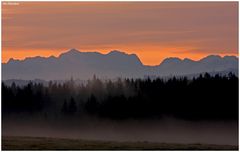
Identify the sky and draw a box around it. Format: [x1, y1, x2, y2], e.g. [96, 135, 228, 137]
[2, 2, 238, 65]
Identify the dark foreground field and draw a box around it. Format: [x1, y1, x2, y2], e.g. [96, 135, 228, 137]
[2, 136, 238, 150]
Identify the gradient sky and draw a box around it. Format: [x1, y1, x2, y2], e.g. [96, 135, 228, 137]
[2, 2, 238, 65]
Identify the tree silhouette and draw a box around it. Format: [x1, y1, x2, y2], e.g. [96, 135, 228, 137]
[68, 97, 77, 115]
[2, 72, 238, 121]
[61, 99, 68, 114]
[85, 94, 98, 114]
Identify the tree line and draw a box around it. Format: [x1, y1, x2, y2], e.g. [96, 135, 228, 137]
[2, 73, 238, 121]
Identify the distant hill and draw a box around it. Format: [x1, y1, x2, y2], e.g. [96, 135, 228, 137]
[2, 49, 238, 80]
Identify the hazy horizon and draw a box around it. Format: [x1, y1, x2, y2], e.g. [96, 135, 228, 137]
[2, 2, 239, 150]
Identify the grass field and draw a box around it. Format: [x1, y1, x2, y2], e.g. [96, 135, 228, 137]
[2, 136, 238, 150]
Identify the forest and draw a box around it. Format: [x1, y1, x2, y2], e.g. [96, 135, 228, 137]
[2, 73, 238, 121]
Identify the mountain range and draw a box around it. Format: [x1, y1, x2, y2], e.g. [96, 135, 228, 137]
[2, 49, 238, 80]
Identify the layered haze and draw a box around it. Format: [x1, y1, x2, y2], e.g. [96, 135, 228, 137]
[2, 2, 239, 149]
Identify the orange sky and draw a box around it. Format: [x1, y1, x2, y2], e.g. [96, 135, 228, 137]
[2, 2, 238, 65]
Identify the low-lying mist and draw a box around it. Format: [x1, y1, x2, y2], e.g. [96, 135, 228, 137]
[2, 73, 238, 146]
[3, 115, 238, 145]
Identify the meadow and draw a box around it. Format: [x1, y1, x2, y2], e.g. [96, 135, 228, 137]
[2, 136, 238, 150]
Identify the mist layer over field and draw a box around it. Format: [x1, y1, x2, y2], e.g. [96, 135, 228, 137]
[3, 116, 238, 145]
[2, 74, 238, 146]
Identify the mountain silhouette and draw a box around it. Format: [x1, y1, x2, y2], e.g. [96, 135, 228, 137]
[2, 49, 238, 80]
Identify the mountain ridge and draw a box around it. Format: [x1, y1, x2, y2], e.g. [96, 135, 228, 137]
[2, 49, 238, 80]
[4, 49, 238, 66]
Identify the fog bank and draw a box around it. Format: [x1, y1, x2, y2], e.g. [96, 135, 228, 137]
[3, 116, 238, 146]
